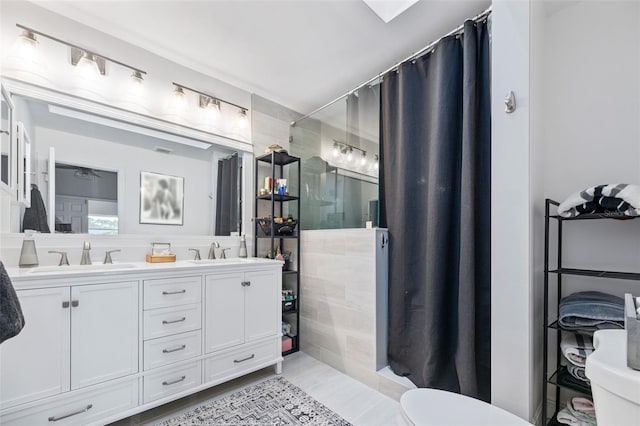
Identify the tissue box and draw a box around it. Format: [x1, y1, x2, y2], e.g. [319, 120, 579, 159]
[625, 293, 640, 370]
[282, 336, 293, 352]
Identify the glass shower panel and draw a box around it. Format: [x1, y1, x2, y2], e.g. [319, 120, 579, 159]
[289, 85, 379, 230]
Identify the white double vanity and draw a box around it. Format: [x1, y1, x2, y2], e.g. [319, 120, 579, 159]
[0, 259, 283, 425]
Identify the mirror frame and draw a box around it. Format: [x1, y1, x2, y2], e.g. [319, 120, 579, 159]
[3, 77, 256, 238]
[0, 84, 16, 195]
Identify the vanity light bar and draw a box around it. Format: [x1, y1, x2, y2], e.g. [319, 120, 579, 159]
[48, 105, 212, 150]
[15, 23, 147, 76]
[172, 82, 248, 114]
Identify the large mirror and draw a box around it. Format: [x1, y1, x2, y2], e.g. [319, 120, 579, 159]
[10, 94, 243, 236]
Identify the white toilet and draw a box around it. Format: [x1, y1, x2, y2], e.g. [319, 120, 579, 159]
[400, 388, 531, 426]
[585, 330, 640, 426]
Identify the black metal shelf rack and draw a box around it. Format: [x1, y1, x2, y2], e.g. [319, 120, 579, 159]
[254, 151, 301, 356]
[542, 198, 640, 425]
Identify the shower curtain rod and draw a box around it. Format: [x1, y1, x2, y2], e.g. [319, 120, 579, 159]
[290, 6, 492, 127]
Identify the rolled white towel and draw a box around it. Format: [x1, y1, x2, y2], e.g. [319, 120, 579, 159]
[560, 334, 593, 367]
[558, 183, 640, 217]
[556, 408, 591, 426]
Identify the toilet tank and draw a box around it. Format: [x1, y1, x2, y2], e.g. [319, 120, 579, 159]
[585, 330, 640, 426]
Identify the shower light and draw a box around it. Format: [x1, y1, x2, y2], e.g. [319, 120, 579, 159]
[346, 147, 354, 162]
[332, 142, 340, 158]
[360, 151, 367, 166]
[374, 154, 379, 171]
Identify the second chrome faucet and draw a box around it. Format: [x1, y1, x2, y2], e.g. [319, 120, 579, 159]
[80, 241, 92, 265]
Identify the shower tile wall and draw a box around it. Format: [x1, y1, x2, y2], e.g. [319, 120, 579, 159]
[300, 228, 408, 400]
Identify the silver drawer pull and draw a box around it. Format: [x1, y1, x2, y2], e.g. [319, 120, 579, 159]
[162, 375, 187, 386]
[162, 317, 187, 324]
[162, 344, 186, 353]
[162, 289, 186, 295]
[234, 354, 255, 363]
[48, 404, 93, 422]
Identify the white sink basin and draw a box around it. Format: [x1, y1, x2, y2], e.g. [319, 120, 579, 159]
[29, 263, 138, 274]
[189, 259, 250, 266]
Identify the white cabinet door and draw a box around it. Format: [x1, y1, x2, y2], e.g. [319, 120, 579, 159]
[70, 281, 138, 390]
[0, 287, 70, 409]
[204, 273, 244, 353]
[244, 270, 279, 342]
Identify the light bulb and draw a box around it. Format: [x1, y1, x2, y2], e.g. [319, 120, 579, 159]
[129, 71, 144, 96]
[172, 86, 187, 109]
[74, 51, 101, 81]
[15, 30, 38, 62]
[332, 143, 339, 158]
[374, 154, 379, 171]
[346, 147, 353, 162]
[237, 109, 248, 129]
[360, 151, 367, 166]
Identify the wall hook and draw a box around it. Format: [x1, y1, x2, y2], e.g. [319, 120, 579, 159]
[504, 91, 516, 113]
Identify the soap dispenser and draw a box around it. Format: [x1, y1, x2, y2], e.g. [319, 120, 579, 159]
[238, 235, 248, 258]
[18, 231, 39, 268]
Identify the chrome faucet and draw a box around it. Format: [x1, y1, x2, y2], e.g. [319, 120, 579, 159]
[103, 250, 120, 264]
[80, 241, 92, 265]
[220, 247, 230, 259]
[208, 242, 220, 260]
[49, 251, 69, 266]
[188, 248, 201, 260]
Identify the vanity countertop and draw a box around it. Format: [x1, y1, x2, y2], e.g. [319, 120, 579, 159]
[7, 258, 282, 284]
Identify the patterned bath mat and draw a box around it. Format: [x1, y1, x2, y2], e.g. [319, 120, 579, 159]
[156, 376, 352, 426]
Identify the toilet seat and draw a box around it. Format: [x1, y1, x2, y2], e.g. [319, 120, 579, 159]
[400, 389, 531, 426]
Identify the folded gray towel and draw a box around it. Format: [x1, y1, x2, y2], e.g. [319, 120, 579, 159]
[559, 291, 624, 331]
[0, 261, 25, 344]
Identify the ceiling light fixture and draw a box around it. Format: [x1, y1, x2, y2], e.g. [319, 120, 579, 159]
[199, 95, 221, 120]
[237, 109, 249, 129]
[172, 85, 187, 109]
[172, 82, 249, 126]
[15, 28, 38, 61]
[15, 23, 146, 82]
[129, 70, 144, 96]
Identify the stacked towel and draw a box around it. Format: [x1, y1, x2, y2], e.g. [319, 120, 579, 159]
[567, 364, 590, 384]
[557, 397, 597, 426]
[558, 184, 640, 218]
[0, 261, 25, 344]
[559, 291, 625, 332]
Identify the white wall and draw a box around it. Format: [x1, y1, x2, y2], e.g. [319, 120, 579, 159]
[34, 127, 213, 235]
[491, 0, 534, 421]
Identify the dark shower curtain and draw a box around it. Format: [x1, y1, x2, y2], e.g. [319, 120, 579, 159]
[215, 153, 239, 236]
[380, 20, 491, 401]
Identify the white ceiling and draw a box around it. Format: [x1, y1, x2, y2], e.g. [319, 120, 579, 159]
[33, 0, 490, 114]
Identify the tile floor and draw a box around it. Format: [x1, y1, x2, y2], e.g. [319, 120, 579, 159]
[111, 352, 401, 425]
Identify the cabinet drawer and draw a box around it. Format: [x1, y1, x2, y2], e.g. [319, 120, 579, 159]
[144, 303, 201, 340]
[204, 339, 277, 384]
[0, 379, 138, 426]
[143, 360, 202, 404]
[144, 330, 202, 371]
[144, 276, 201, 310]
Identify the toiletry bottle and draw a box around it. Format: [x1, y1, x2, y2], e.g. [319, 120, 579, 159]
[18, 231, 39, 268]
[238, 235, 248, 258]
